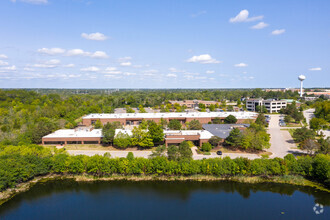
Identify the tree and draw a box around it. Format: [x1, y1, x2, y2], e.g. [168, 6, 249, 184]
[300, 139, 319, 155]
[148, 121, 164, 143]
[113, 132, 132, 148]
[255, 113, 268, 127]
[208, 136, 222, 147]
[225, 128, 243, 147]
[212, 117, 222, 124]
[159, 118, 168, 129]
[209, 104, 215, 111]
[94, 120, 103, 129]
[126, 152, 134, 160]
[167, 145, 180, 161]
[292, 127, 316, 143]
[178, 141, 193, 161]
[168, 119, 182, 130]
[284, 115, 292, 123]
[224, 115, 238, 124]
[201, 142, 212, 152]
[138, 105, 147, 113]
[317, 137, 330, 155]
[149, 145, 166, 158]
[102, 122, 122, 144]
[167, 141, 192, 161]
[187, 119, 202, 130]
[310, 118, 327, 132]
[131, 127, 154, 148]
[126, 106, 135, 113]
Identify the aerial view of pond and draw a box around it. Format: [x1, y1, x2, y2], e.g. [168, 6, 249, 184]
[0, 179, 329, 219]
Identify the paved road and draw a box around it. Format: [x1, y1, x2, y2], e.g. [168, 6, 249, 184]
[68, 148, 261, 160]
[303, 108, 315, 128]
[303, 108, 329, 137]
[191, 147, 261, 160]
[266, 114, 304, 158]
[68, 150, 153, 158]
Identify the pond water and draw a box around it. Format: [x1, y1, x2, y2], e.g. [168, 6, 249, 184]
[0, 179, 329, 220]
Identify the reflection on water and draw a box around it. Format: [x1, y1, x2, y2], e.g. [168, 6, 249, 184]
[0, 179, 329, 220]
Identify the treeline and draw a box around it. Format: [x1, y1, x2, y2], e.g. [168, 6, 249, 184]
[1, 145, 329, 192]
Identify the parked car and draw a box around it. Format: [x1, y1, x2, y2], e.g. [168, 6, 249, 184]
[216, 151, 223, 155]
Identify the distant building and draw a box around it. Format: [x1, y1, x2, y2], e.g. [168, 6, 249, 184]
[82, 112, 258, 126]
[246, 98, 287, 113]
[168, 100, 222, 108]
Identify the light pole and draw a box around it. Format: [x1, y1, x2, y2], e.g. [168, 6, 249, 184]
[298, 75, 306, 97]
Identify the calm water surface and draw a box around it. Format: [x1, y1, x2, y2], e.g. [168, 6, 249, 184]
[0, 179, 329, 220]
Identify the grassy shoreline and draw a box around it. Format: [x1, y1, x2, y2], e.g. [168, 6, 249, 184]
[1, 174, 329, 206]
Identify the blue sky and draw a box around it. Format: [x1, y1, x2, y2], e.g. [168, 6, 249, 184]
[0, 0, 329, 88]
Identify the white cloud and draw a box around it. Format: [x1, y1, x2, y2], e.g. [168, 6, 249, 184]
[23, 67, 35, 72]
[0, 54, 8, 59]
[90, 51, 108, 58]
[251, 22, 269, 29]
[229, 10, 263, 23]
[32, 59, 61, 68]
[0, 65, 16, 72]
[66, 49, 108, 58]
[0, 60, 9, 66]
[38, 48, 65, 55]
[63, 64, 75, 68]
[271, 29, 285, 35]
[80, 66, 100, 72]
[67, 49, 89, 56]
[206, 70, 215, 74]
[191, 10, 207, 18]
[143, 69, 158, 76]
[81, 32, 108, 41]
[11, 0, 48, 4]
[118, 56, 132, 61]
[186, 54, 221, 64]
[234, 63, 248, 67]
[166, 73, 177, 78]
[124, 72, 136, 76]
[120, 62, 132, 66]
[103, 67, 121, 74]
[309, 67, 322, 71]
[104, 75, 122, 79]
[169, 67, 185, 73]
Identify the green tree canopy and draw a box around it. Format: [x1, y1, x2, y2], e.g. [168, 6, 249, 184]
[224, 115, 238, 124]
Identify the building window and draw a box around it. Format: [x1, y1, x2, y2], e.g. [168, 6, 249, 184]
[67, 141, 82, 144]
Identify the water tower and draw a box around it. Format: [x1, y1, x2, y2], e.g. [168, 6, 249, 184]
[298, 75, 306, 97]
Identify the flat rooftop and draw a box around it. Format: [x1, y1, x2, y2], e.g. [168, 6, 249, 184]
[43, 128, 103, 138]
[83, 111, 258, 120]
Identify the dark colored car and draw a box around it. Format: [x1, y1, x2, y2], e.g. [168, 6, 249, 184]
[216, 151, 222, 156]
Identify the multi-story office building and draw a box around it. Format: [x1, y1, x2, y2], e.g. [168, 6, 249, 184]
[246, 99, 287, 113]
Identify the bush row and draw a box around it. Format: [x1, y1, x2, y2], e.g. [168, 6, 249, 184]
[0, 145, 329, 191]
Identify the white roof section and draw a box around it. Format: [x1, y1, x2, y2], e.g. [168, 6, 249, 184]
[43, 128, 102, 138]
[115, 129, 133, 136]
[83, 111, 258, 120]
[165, 130, 213, 139]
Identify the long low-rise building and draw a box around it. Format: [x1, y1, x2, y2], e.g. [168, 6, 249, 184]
[42, 127, 214, 147]
[82, 112, 258, 126]
[42, 127, 102, 145]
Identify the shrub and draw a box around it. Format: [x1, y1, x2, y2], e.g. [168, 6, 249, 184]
[201, 143, 212, 152]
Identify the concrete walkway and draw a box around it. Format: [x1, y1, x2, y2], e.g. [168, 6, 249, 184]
[303, 108, 329, 138]
[266, 114, 304, 158]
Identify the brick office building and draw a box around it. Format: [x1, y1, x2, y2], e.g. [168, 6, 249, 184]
[82, 112, 258, 127]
